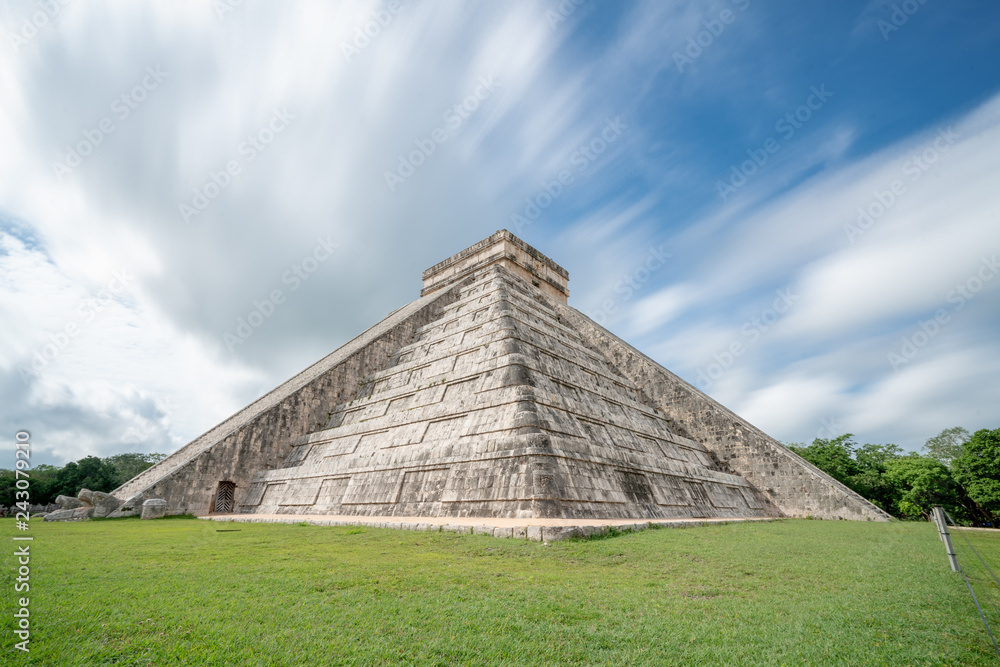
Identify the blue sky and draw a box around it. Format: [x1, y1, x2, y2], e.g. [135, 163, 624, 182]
[1, 0, 998, 465]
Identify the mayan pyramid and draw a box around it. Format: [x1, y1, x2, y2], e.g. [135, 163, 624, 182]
[113, 231, 889, 522]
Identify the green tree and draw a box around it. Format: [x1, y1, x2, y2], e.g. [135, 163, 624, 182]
[851, 443, 904, 513]
[885, 455, 963, 520]
[0, 453, 167, 509]
[785, 434, 977, 519]
[855, 443, 904, 469]
[787, 434, 859, 485]
[0, 464, 61, 507]
[51, 456, 119, 498]
[787, 435, 908, 514]
[922, 426, 970, 465]
[104, 452, 166, 488]
[0, 472, 14, 508]
[951, 428, 1000, 525]
[29, 464, 61, 505]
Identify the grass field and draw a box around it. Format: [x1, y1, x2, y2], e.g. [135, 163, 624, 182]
[1, 517, 997, 666]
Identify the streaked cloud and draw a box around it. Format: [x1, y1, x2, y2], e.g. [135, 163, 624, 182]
[1, 0, 998, 462]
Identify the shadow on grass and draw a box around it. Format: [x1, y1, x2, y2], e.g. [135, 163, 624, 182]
[570, 524, 662, 542]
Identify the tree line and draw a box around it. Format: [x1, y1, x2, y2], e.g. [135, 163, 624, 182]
[787, 427, 999, 526]
[0, 453, 165, 508]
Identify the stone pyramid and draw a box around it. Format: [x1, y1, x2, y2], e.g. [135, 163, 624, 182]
[114, 231, 889, 523]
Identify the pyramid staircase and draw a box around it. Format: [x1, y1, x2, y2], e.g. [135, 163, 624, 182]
[114, 230, 890, 523]
[238, 264, 774, 519]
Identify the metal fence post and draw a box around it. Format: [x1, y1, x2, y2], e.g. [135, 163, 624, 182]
[933, 506, 959, 572]
[932, 505, 945, 541]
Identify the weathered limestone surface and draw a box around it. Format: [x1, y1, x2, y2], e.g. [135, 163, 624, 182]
[422, 229, 570, 303]
[55, 495, 85, 510]
[240, 265, 777, 520]
[107, 496, 144, 518]
[90, 491, 123, 518]
[111, 286, 462, 515]
[141, 499, 168, 520]
[114, 229, 888, 526]
[44, 507, 93, 521]
[47, 490, 121, 520]
[553, 306, 891, 521]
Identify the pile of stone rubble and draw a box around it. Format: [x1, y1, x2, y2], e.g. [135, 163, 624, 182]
[0, 503, 59, 516]
[43, 490, 168, 521]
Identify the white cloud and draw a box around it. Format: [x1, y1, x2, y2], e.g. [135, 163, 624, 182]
[626, 284, 699, 337]
[0, 1, 602, 464]
[1, 0, 997, 465]
[0, 225, 263, 462]
[625, 93, 1000, 450]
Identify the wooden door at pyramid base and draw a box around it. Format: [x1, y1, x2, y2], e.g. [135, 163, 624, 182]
[213, 481, 236, 514]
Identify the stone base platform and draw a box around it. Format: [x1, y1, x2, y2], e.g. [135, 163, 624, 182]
[199, 513, 779, 542]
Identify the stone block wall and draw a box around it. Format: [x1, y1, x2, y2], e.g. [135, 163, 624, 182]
[554, 304, 892, 522]
[235, 266, 776, 521]
[112, 286, 461, 514]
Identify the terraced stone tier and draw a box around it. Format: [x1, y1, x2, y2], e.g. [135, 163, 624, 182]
[238, 265, 777, 520]
[113, 229, 889, 522]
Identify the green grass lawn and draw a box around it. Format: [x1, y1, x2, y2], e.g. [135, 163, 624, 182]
[1, 517, 997, 666]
